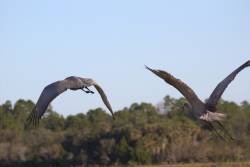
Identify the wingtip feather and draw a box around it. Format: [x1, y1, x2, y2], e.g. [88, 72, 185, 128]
[246, 60, 250, 66]
[93, 84, 115, 120]
[145, 65, 157, 73]
[145, 65, 151, 70]
[111, 111, 115, 120]
[25, 107, 40, 129]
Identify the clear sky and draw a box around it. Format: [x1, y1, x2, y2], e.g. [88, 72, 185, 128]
[0, 0, 250, 116]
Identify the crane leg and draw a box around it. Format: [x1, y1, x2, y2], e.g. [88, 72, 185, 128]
[206, 122, 228, 143]
[81, 87, 94, 94]
[215, 121, 234, 141]
[85, 87, 94, 94]
[206, 121, 233, 144]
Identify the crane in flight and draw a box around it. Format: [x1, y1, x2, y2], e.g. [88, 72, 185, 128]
[26, 76, 114, 127]
[146, 60, 250, 141]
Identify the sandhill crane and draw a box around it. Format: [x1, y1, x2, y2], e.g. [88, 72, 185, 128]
[146, 60, 250, 141]
[26, 76, 114, 127]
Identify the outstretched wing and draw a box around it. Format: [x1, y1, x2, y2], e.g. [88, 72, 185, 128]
[25, 80, 67, 127]
[206, 60, 250, 111]
[94, 83, 114, 119]
[146, 66, 203, 108]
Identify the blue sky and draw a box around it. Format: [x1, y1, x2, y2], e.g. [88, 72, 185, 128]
[0, 0, 250, 116]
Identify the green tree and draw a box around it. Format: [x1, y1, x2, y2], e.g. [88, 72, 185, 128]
[115, 137, 133, 164]
[65, 113, 89, 130]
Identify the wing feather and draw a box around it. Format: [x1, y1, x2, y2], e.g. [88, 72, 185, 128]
[94, 84, 114, 118]
[206, 60, 250, 111]
[146, 66, 203, 108]
[26, 80, 67, 127]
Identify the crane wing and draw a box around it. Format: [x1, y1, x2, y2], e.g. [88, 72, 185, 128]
[146, 66, 203, 108]
[94, 84, 114, 118]
[25, 80, 67, 127]
[206, 60, 250, 111]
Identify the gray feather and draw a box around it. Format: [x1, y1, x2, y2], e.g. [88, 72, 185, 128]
[26, 80, 67, 127]
[146, 65, 205, 116]
[26, 76, 114, 127]
[206, 60, 250, 111]
[94, 84, 114, 118]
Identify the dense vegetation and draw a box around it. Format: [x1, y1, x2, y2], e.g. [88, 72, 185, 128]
[0, 95, 250, 167]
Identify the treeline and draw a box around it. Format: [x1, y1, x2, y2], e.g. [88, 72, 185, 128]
[0, 96, 250, 167]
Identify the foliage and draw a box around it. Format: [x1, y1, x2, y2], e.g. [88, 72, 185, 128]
[0, 96, 250, 166]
